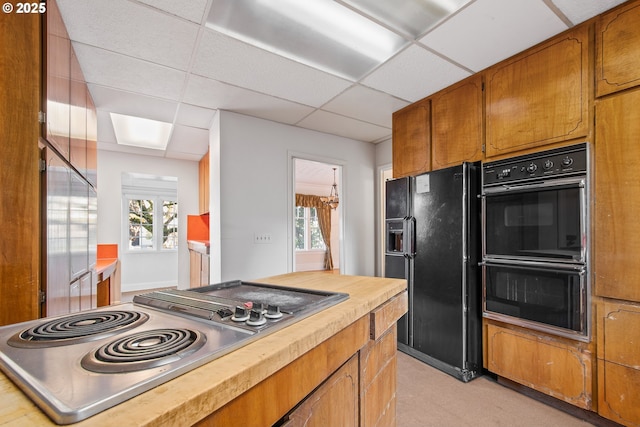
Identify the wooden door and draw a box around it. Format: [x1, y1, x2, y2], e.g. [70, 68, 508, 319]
[69, 49, 87, 176]
[485, 25, 590, 157]
[485, 322, 594, 410]
[596, 0, 640, 97]
[46, 0, 71, 159]
[431, 74, 484, 169]
[392, 99, 431, 178]
[86, 92, 98, 188]
[0, 12, 42, 325]
[594, 88, 640, 302]
[199, 151, 210, 214]
[285, 355, 359, 427]
[596, 299, 640, 426]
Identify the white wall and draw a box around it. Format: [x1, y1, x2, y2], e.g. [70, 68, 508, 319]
[210, 111, 376, 281]
[375, 139, 393, 277]
[97, 150, 199, 291]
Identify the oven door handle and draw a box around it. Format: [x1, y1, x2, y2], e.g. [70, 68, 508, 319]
[483, 176, 585, 194]
[480, 258, 586, 271]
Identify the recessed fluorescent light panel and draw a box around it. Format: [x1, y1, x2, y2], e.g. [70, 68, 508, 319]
[206, 0, 410, 80]
[110, 113, 173, 151]
[340, 0, 473, 38]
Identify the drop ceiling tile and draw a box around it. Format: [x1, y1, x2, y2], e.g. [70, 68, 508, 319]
[297, 110, 392, 143]
[551, 0, 627, 25]
[420, 0, 568, 72]
[192, 30, 354, 107]
[183, 75, 315, 125]
[362, 44, 471, 102]
[73, 43, 187, 101]
[175, 103, 217, 129]
[87, 84, 178, 123]
[58, 0, 199, 70]
[136, 0, 208, 23]
[165, 125, 209, 156]
[321, 85, 409, 128]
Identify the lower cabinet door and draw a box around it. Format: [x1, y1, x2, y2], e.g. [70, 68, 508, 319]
[485, 322, 594, 410]
[597, 299, 640, 426]
[284, 355, 359, 427]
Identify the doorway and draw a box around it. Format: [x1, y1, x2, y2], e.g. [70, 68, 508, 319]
[292, 158, 343, 273]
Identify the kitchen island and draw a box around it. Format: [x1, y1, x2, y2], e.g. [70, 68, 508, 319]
[0, 272, 407, 426]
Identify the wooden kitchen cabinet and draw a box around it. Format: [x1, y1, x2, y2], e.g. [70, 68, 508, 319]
[86, 92, 98, 188]
[46, 0, 71, 161]
[596, 299, 640, 426]
[285, 354, 359, 427]
[69, 49, 87, 176]
[485, 25, 590, 158]
[189, 249, 210, 288]
[594, 88, 640, 302]
[431, 74, 484, 170]
[196, 290, 406, 427]
[392, 99, 431, 178]
[0, 12, 42, 325]
[199, 150, 210, 214]
[485, 322, 594, 410]
[596, 0, 640, 97]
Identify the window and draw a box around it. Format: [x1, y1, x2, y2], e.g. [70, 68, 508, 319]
[126, 198, 178, 251]
[295, 206, 325, 251]
[122, 173, 178, 252]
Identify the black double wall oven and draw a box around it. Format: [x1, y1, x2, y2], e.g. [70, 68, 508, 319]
[481, 143, 590, 342]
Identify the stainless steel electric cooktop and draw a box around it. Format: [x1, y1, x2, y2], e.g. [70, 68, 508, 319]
[0, 280, 348, 424]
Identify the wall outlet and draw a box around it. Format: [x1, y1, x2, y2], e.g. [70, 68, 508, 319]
[254, 233, 272, 244]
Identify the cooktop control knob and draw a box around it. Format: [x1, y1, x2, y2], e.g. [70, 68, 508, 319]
[543, 160, 554, 170]
[246, 308, 267, 326]
[231, 306, 250, 322]
[562, 156, 574, 167]
[265, 304, 283, 319]
[526, 162, 538, 173]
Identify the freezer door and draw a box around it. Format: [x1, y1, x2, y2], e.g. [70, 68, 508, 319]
[385, 177, 411, 219]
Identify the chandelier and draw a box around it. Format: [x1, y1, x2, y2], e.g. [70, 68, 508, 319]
[320, 167, 339, 210]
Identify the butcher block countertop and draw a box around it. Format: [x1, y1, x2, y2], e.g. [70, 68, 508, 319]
[0, 272, 406, 426]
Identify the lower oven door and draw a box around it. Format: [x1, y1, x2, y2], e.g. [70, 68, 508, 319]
[482, 261, 589, 341]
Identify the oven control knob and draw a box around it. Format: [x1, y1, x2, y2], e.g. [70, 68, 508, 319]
[231, 306, 250, 322]
[265, 304, 283, 319]
[526, 162, 538, 173]
[562, 156, 574, 167]
[543, 160, 554, 170]
[246, 308, 267, 326]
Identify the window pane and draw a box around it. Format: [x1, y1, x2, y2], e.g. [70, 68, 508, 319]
[162, 200, 178, 249]
[309, 208, 325, 250]
[295, 206, 305, 250]
[128, 199, 154, 250]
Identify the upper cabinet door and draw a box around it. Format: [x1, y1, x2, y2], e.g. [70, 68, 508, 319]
[596, 1, 640, 97]
[392, 99, 431, 179]
[431, 74, 484, 170]
[485, 25, 590, 158]
[594, 89, 640, 303]
[46, 0, 71, 160]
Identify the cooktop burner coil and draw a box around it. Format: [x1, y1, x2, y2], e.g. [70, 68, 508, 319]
[81, 328, 206, 373]
[8, 310, 149, 348]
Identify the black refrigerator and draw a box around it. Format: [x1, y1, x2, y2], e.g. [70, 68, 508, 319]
[384, 162, 482, 382]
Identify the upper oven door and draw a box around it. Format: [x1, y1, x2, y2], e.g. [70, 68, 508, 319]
[483, 177, 587, 263]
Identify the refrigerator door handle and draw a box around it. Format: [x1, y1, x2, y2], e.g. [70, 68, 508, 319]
[404, 217, 416, 258]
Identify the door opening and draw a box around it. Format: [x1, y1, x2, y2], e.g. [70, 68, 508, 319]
[292, 158, 342, 274]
